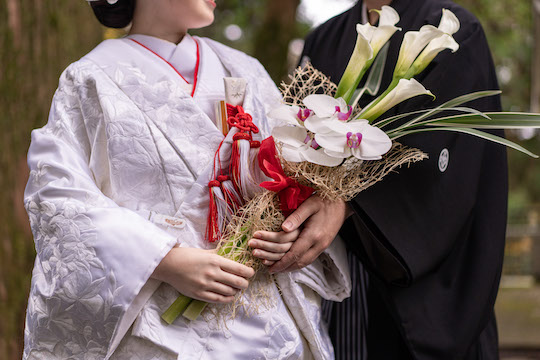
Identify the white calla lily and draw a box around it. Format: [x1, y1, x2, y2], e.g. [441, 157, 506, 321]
[411, 34, 459, 75]
[335, 30, 373, 102]
[438, 8, 460, 35]
[271, 125, 343, 167]
[356, 23, 376, 42]
[393, 25, 445, 78]
[360, 9, 459, 122]
[358, 6, 401, 55]
[410, 9, 460, 76]
[394, 9, 460, 79]
[361, 78, 434, 120]
[336, 6, 401, 103]
[314, 120, 392, 161]
[378, 5, 401, 26]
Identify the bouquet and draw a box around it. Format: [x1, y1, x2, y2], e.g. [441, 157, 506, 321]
[163, 6, 540, 324]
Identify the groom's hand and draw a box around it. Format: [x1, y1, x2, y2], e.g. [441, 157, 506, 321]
[268, 195, 352, 273]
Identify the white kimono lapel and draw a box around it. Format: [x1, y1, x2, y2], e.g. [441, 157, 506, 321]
[83, 37, 280, 245]
[85, 38, 225, 182]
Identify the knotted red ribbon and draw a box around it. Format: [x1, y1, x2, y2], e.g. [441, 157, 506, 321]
[227, 104, 259, 135]
[258, 137, 314, 217]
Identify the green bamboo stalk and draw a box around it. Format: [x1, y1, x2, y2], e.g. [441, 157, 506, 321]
[161, 295, 193, 324]
[182, 300, 208, 321]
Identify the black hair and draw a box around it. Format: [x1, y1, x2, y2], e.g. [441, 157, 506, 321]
[90, 0, 136, 29]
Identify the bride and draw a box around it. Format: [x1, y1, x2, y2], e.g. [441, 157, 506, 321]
[23, 0, 350, 358]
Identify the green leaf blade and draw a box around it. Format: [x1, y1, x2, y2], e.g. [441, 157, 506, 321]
[390, 127, 539, 158]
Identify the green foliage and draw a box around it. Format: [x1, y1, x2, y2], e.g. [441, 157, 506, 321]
[192, 0, 263, 54]
[457, 0, 540, 220]
[457, 0, 533, 111]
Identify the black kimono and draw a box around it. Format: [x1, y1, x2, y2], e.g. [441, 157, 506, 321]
[301, 0, 508, 359]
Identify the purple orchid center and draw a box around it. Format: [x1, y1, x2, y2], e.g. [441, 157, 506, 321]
[346, 132, 362, 149]
[304, 134, 320, 150]
[296, 108, 312, 122]
[335, 105, 352, 121]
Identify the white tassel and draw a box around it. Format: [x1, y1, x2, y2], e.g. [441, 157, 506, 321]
[212, 185, 232, 233]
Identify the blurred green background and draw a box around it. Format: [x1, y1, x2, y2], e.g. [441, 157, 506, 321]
[1, 0, 539, 358]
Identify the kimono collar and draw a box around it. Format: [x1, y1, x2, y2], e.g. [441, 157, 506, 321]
[126, 33, 198, 83]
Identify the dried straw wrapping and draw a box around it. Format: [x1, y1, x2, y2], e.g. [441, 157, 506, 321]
[281, 63, 337, 105]
[212, 190, 283, 320]
[280, 142, 428, 202]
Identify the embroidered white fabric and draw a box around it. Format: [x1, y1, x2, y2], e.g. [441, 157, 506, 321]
[23, 36, 351, 360]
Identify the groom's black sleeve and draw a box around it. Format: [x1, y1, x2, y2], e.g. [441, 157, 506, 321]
[302, 0, 507, 358]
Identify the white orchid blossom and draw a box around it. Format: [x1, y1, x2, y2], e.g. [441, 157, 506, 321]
[271, 125, 343, 166]
[314, 120, 392, 161]
[266, 95, 351, 134]
[303, 95, 352, 134]
[360, 78, 434, 120]
[267, 104, 311, 127]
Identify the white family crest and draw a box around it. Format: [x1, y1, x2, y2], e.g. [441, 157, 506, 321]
[438, 148, 449, 172]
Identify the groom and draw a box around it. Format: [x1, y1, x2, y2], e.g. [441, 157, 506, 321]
[267, 0, 507, 358]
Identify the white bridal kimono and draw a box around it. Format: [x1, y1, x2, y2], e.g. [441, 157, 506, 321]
[23, 35, 350, 360]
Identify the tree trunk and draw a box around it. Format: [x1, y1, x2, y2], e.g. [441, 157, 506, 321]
[253, 0, 301, 83]
[532, 0, 540, 112]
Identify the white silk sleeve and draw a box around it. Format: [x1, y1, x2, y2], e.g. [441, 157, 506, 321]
[23, 68, 177, 359]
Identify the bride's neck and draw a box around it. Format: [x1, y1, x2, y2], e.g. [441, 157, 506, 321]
[128, 5, 186, 44]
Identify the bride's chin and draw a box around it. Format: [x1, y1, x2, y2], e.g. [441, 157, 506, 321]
[191, 13, 215, 29]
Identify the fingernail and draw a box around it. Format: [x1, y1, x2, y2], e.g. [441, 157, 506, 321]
[248, 240, 256, 247]
[253, 250, 258, 256]
[253, 232, 261, 238]
[283, 221, 292, 230]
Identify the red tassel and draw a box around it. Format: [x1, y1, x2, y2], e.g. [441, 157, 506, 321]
[206, 180, 221, 243]
[250, 140, 261, 149]
[205, 105, 261, 243]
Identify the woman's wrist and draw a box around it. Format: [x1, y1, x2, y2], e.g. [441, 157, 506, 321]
[151, 246, 181, 283]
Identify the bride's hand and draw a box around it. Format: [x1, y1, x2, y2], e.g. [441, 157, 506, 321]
[151, 247, 255, 304]
[248, 229, 301, 266]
